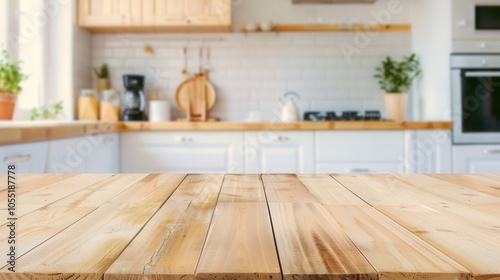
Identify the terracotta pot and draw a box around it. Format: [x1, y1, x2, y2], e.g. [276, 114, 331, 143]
[98, 78, 110, 92]
[0, 93, 17, 120]
[384, 93, 408, 121]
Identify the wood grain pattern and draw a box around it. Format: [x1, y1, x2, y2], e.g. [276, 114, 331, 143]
[218, 174, 266, 202]
[0, 174, 185, 280]
[2, 174, 500, 280]
[429, 174, 500, 198]
[0, 174, 111, 217]
[0, 174, 147, 259]
[105, 174, 223, 280]
[334, 174, 500, 279]
[196, 203, 281, 279]
[267, 202, 377, 280]
[298, 174, 367, 205]
[325, 205, 470, 280]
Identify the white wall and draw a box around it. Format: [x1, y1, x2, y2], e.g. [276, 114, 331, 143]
[411, 0, 452, 121]
[93, 31, 410, 121]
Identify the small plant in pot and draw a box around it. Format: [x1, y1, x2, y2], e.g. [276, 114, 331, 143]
[94, 63, 110, 92]
[0, 50, 28, 120]
[374, 53, 421, 121]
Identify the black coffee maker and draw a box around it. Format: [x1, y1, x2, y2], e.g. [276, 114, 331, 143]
[122, 75, 146, 121]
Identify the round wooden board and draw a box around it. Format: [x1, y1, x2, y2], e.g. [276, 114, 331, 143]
[175, 75, 216, 114]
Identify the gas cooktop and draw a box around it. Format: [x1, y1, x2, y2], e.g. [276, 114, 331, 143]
[303, 111, 382, 121]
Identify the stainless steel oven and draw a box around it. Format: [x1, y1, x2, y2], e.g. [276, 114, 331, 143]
[452, 54, 500, 144]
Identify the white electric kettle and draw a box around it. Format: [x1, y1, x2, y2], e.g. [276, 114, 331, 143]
[279, 91, 301, 123]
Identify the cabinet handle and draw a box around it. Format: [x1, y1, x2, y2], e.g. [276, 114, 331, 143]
[103, 136, 114, 144]
[175, 137, 194, 143]
[484, 150, 500, 155]
[345, 168, 370, 173]
[271, 135, 289, 142]
[4, 154, 32, 164]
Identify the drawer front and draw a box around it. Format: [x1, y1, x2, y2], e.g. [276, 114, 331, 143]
[453, 145, 500, 174]
[316, 162, 403, 174]
[47, 137, 88, 173]
[316, 131, 404, 162]
[121, 132, 245, 173]
[0, 142, 49, 173]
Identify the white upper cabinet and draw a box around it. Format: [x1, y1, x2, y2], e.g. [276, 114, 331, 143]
[244, 132, 315, 174]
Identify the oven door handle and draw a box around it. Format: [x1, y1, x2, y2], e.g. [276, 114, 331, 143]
[465, 72, 500, 77]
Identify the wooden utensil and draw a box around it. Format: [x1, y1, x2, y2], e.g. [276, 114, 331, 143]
[175, 71, 216, 122]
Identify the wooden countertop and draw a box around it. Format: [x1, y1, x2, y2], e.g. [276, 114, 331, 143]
[0, 121, 452, 145]
[0, 174, 498, 280]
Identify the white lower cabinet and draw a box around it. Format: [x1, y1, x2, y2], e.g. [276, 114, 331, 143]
[315, 131, 405, 174]
[86, 133, 120, 173]
[406, 130, 452, 173]
[244, 132, 315, 173]
[46, 133, 119, 173]
[121, 132, 244, 173]
[454, 145, 500, 173]
[0, 142, 49, 173]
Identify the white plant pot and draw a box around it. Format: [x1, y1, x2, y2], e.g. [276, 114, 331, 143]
[384, 93, 408, 121]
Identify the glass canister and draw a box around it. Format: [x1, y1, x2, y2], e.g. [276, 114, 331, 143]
[100, 89, 120, 122]
[78, 89, 99, 120]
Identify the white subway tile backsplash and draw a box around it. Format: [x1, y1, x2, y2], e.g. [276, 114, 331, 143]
[92, 32, 410, 120]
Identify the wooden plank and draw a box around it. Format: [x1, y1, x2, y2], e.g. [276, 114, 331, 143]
[105, 174, 223, 280]
[298, 174, 367, 205]
[0, 174, 148, 258]
[391, 174, 500, 206]
[267, 202, 377, 280]
[0, 174, 75, 193]
[270, 23, 411, 32]
[429, 174, 500, 198]
[0, 174, 186, 280]
[263, 174, 376, 279]
[218, 174, 265, 202]
[325, 205, 470, 280]
[0, 174, 112, 218]
[335, 175, 500, 279]
[262, 174, 318, 203]
[376, 204, 500, 280]
[196, 202, 281, 279]
[338, 175, 500, 238]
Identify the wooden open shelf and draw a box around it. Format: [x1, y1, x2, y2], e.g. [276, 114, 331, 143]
[241, 24, 411, 33]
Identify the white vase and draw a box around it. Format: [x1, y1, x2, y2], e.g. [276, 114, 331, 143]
[384, 93, 408, 121]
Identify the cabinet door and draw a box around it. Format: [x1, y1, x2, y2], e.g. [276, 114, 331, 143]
[47, 137, 88, 173]
[86, 133, 120, 173]
[79, 0, 142, 27]
[406, 130, 452, 173]
[143, 0, 231, 27]
[245, 132, 315, 174]
[121, 132, 244, 173]
[454, 145, 500, 174]
[0, 142, 48, 173]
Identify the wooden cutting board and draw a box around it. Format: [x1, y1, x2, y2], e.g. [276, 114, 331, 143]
[175, 72, 216, 121]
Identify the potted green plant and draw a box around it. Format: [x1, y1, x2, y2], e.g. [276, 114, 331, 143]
[0, 50, 28, 120]
[94, 63, 109, 92]
[374, 54, 421, 121]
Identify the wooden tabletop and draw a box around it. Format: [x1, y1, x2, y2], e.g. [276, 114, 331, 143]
[0, 174, 498, 280]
